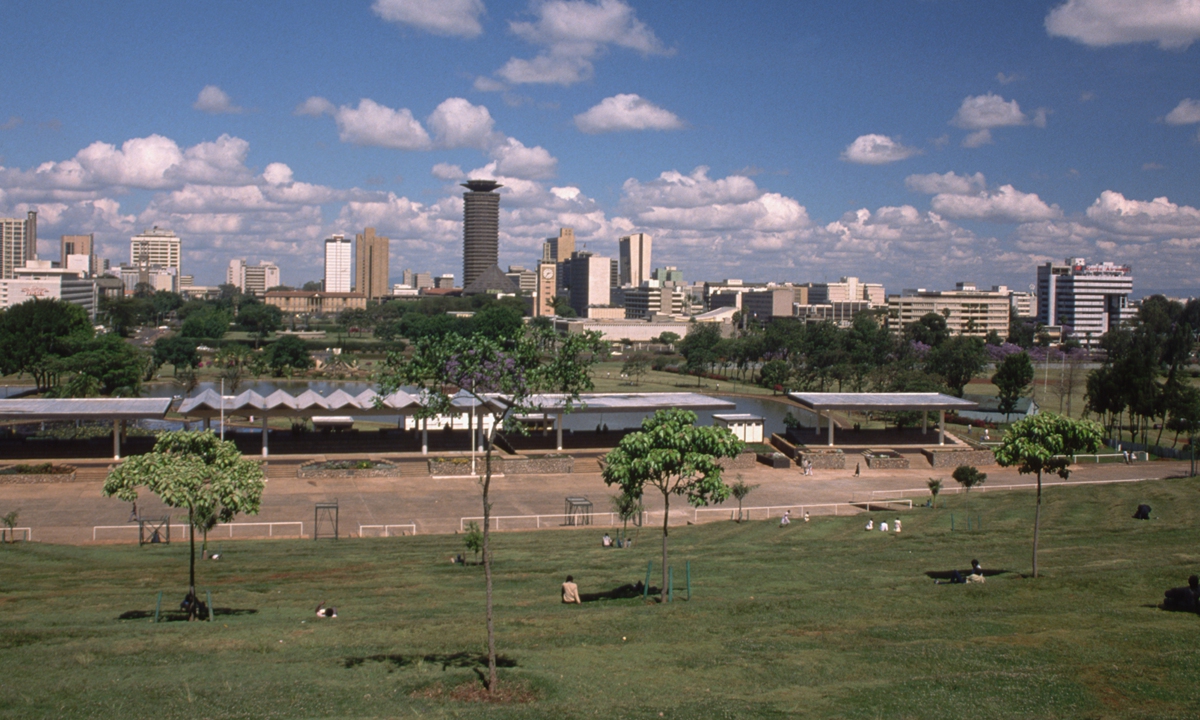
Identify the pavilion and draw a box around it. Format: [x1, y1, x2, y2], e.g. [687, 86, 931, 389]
[787, 392, 979, 446]
[0, 398, 173, 460]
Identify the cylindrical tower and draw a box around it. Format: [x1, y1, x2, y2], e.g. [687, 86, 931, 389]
[461, 179, 502, 289]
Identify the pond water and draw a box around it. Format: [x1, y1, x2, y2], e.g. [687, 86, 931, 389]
[141, 381, 818, 436]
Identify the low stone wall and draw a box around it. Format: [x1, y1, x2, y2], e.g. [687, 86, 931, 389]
[718, 452, 759, 471]
[921, 448, 996, 468]
[863, 451, 910, 470]
[0, 467, 79, 484]
[297, 461, 399, 479]
[795, 449, 846, 470]
[770, 433, 798, 459]
[428, 455, 575, 475]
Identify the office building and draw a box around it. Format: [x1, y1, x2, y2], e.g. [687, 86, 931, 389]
[1, 211, 38, 279]
[565, 252, 612, 317]
[60, 233, 100, 276]
[797, 302, 876, 326]
[434, 273, 456, 289]
[742, 288, 799, 320]
[807, 276, 885, 306]
[265, 290, 366, 315]
[461, 179, 502, 289]
[505, 265, 537, 294]
[887, 283, 1011, 338]
[118, 264, 178, 294]
[653, 266, 683, 284]
[227, 259, 281, 296]
[0, 260, 97, 318]
[324, 235, 353, 293]
[542, 227, 575, 263]
[618, 233, 652, 287]
[1036, 258, 1133, 344]
[130, 227, 181, 273]
[355, 227, 389, 300]
[623, 283, 686, 319]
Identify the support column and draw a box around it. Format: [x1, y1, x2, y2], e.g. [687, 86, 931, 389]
[204, 417, 211, 431]
[922, 410, 928, 435]
[113, 419, 121, 460]
[556, 413, 564, 451]
[815, 410, 821, 436]
[421, 417, 428, 455]
[828, 412, 835, 447]
[938, 410, 945, 446]
[467, 410, 473, 454]
[262, 415, 269, 457]
[477, 415, 484, 453]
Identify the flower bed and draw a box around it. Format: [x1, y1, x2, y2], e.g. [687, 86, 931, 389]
[921, 448, 996, 468]
[297, 459, 399, 479]
[0, 463, 78, 484]
[756, 452, 791, 469]
[862, 450, 909, 470]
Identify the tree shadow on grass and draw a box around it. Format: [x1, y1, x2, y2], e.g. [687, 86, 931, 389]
[579, 582, 658, 602]
[924, 569, 1009, 580]
[344, 652, 517, 671]
[118, 608, 257, 622]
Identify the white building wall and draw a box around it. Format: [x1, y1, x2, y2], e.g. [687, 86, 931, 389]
[324, 236, 353, 293]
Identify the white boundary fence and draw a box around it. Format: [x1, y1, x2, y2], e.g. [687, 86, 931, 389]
[856, 476, 1161, 504]
[358, 523, 418, 537]
[92, 521, 303, 541]
[1, 527, 32, 541]
[694, 499, 912, 522]
[461, 511, 648, 533]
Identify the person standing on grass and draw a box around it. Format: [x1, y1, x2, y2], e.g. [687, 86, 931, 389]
[780, 510, 791, 526]
[562, 575, 582, 604]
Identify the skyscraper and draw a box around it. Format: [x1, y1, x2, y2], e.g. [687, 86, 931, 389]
[355, 227, 389, 300]
[324, 235, 353, 293]
[130, 227, 181, 273]
[62, 233, 100, 277]
[618, 233, 652, 287]
[0, 211, 37, 279]
[461, 179, 502, 289]
[228, 259, 281, 296]
[1036, 258, 1132, 345]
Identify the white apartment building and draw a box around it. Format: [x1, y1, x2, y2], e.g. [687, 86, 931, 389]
[566, 252, 612, 317]
[1037, 259, 1132, 344]
[227, 259, 281, 296]
[1, 211, 38, 279]
[0, 260, 97, 318]
[623, 283, 686, 319]
[323, 235, 353, 293]
[618, 233, 652, 287]
[130, 227, 181, 273]
[807, 276, 886, 306]
[887, 283, 1011, 338]
[117, 264, 178, 294]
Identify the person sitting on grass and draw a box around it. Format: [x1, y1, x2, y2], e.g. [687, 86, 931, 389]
[780, 510, 791, 527]
[315, 601, 337, 618]
[562, 575, 582, 604]
[967, 559, 986, 584]
[602, 533, 613, 547]
[1161, 575, 1200, 612]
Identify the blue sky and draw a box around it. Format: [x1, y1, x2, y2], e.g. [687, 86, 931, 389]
[2, 0, 1199, 295]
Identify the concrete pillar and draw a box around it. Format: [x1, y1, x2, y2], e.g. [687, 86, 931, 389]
[261, 415, 269, 457]
[477, 415, 484, 453]
[113, 419, 121, 460]
[922, 410, 928, 435]
[827, 412, 835, 447]
[556, 413, 564, 451]
[421, 417, 428, 455]
[204, 417, 211, 431]
[938, 410, 945, 446]
[815, 410, 821, 436]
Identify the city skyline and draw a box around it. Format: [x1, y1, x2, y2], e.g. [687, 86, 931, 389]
[2, 1, 1200, 295]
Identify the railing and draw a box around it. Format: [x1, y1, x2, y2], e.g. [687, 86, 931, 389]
[1, 527, 31, 542]
[461, 511, 646, 533]
[859, 475, 1161, 503]
[693, 499, 913, 522]
[358, 523, 417, 537]
[92, 521, 303, 541]
[93, 524, 191, 541]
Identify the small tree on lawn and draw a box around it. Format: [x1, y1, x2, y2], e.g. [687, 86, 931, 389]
[610, 490, 642, 544]
[602, 408, 744, 602]
[993, 413, 1103, 578]
[2, 510, 18, 543]
[951, 465, 986, 517]
[103, 431, 265, 618]
[926, 478, 942, 508]
[992, 351, 1035, 422]
[463, 521, 483, 563]
[376, 325, 604, 692]
[730, 476, 759, 522]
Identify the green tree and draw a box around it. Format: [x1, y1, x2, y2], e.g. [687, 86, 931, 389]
[610, 490, 643, 544]
[551, 295, 576, 318]
[926, 477, 942, 508]
[679, 323, 722, 386]
[0, 299, 94, 390]
[69, 333, 146, 395]
[993, 413, 1103, 578]
[601, 408, 744, 602]
[238, 303, 282, 346]
[181, 307, 232, 340]
[1007, 317, 1038, 348]
[759, 359, 791, 393]
[951, 465, 987, 517]
[925, 336, 987, 397]
[471, 303, 524, 339]
[102, 431, 265, 618]
[992, 351, 1035, 421]
[264, 335, 313, 377]
[905, 312, 950, 348]
[463, 521, 483, 563]
[1, 510, 18, 543]
[376, 325, 604, 692]
[622, 351, 652, 386]
[729, 476, 759, 522]
[153, 335, 200, 376]
[657, 331, 680, 346]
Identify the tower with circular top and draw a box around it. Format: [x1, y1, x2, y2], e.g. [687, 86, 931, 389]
[461, 179, 502, 290]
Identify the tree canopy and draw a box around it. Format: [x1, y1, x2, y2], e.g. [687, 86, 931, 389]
[0, 299, 94, 390]
[992, 351, 1034, 420]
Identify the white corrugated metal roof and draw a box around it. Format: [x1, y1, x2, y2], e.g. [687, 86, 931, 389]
[788, 392, 978, 411]
[0, 398, 173, 420]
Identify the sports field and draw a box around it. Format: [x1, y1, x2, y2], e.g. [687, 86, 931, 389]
[2, 477, 1198, 719]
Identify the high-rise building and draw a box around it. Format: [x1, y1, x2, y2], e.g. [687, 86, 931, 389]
[565, 252, 612, 317]
[543, 227, 575, 263]
[130, 227, 181, 273]
[887, 283, 1011, 338]
[324, 235, 353, 293]
[0, 260, 97, 319]
[461, 180, 502, 289]
[355, 227, 389, 300]
[228, 259, 281, 296]
[807, 276, 885, 305]
[505, 265, 537, 294]
[624, 283, 686, 319]
[618, 233, 652, 287]
[1, 211, 37, 279]
[534, 262, 556, 317]
[61, 234, 96, 273]
[1036, 258, 1132, 344]
[434, 273, 456, 289]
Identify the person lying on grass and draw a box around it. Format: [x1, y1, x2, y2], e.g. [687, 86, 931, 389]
[1161, 575, 1199, 613]
[315, 601, 337, 618]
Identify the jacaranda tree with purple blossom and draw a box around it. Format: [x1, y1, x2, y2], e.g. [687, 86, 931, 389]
[375, 324, 604, 693]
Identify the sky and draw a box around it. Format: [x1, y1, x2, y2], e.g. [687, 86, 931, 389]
[2, 0, 1200, 296]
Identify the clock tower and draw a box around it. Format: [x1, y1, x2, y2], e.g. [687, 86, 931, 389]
[535, 261, 557, 317]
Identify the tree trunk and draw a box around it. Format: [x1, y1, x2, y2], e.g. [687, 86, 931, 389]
[1032, 470, 1042, 578]
[188, 506, 197, 620]
[482, 422, 498, 692]
[661, 488, 671, 602]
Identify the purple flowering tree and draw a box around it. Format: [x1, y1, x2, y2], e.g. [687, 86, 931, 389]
[375, 325, 604, 693]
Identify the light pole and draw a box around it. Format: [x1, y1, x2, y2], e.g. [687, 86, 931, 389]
[220, 377, 225, 441]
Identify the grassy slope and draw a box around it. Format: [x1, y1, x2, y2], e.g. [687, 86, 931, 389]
[2, 480, 1199, 719]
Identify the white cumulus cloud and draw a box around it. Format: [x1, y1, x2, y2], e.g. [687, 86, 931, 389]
[951, 93, 1045, 147]
[294, 96, 336, 117]
[371, 0, 485, 38]
[431, 163, 465, 180]
[840, 134, 921, 165]
[1085, 190, 1200, 238]
[193, 85, 243, 115]
[486, 138, 559, 179]
[427, 97, 497, 149]
[574, 94, 684, 134]
[931, 185, 1061, 223]
[333, 99, 433, 150]
[905, 171, 987, 195]
[1165, 98, 1200, 125]
[1045, 0, 1200, 49]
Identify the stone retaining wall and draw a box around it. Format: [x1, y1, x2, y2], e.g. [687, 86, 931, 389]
[298, 462, 399, 479]
[718, 452, 759, 471]
[863, 452, 910, 470]
[428, 455, 575, 475]
[0, 468, 79, 484]
[795, 449, 846, 470]
[921, 448, 996, 468]
[770, 433, 798, 459]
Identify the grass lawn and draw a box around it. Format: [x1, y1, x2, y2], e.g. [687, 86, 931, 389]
[589, 360, 774, 396]
[3, 478, 1200, 718]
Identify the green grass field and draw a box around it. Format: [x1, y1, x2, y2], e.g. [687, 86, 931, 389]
[2, 479, 1200, 719]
